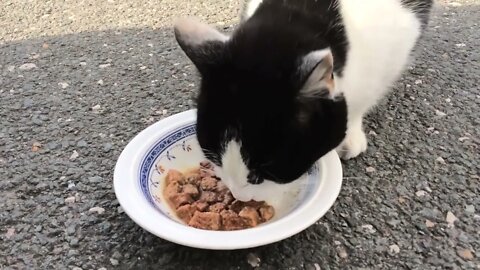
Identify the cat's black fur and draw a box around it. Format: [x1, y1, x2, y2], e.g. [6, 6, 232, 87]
[241, 0, 348, 75]
[176, 0, 433, 184]
[187, 0, 348, 184]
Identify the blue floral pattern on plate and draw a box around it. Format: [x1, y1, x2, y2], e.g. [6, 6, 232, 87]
[139, 124, 196, 208]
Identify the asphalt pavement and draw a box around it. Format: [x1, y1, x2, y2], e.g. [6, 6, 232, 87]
[1, 0, 479, 269]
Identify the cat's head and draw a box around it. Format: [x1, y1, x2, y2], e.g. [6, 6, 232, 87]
[174, 17, 347, 192]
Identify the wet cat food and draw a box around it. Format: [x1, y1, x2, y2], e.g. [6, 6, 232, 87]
[163, 161, 275, 230]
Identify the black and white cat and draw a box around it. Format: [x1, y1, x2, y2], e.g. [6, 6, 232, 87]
[174, 0, 433, 200]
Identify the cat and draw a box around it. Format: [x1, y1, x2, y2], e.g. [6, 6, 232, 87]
[173, 0, 433, 201]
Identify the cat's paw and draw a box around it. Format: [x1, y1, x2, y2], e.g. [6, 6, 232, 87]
[336, 128, 368, 160]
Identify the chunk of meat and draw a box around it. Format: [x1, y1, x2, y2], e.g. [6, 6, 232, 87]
[216, 181, 229, 192]
[192, 201, 209, 212]
[221, 192, 234, 205]
[188, 211, 221, 230]
[244, 200, 267, 209]
[176, 204, 197, 223]
[229, 200, 244, 213]
[209, 203, 227, 213]
[239, 206, 260, 227]
[182, 184, 199, 198]
[200, 160, 213, 169]
[164, 165, 275, 231]
[164, 182, 181, 198]
[165, 169, 185, 185]
[259, 205, 275, 221]
[184, 171, 201, 185]
[200, 177, 217, 191]
[199, 168, 215, 178]
[168, 193, 193, 209]
[220, 210, 249, 230]
[230, 200, 264, 213]
[198, 191, 218, 203]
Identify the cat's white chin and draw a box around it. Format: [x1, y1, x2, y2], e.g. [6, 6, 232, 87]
[214, 166, 284, 202]
[218, 172, 306, 210]
[215, 140, 304, 202]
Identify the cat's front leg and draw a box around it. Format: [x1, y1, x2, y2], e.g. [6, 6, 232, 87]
[336, 115, 367, 160]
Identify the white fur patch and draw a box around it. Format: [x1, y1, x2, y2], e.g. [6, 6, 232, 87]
[218, 140, 250, 193]
[216, 140, 267, 201]
[216, 141, 307, 207]
[335, 0, 422, 158]
[244, 0, 264, 19]
[337, 0, 421, 106]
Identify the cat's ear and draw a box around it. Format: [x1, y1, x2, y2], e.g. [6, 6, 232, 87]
[298, 49, 335, 99]
[174, 17, 229, 75]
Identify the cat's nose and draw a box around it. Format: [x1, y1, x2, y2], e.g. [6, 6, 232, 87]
[247, 171, 264, 185]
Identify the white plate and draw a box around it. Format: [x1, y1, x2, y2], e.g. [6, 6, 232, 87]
[114, 109, 343, 250]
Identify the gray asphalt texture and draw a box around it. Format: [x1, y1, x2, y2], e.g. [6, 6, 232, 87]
[1, 0, 479, 269]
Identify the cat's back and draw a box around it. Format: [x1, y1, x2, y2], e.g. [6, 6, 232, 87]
[242, 0, 433, 93]
[337, 0, 426, 63]
[247, 0, 432, 25]
[245, 0, 432, 61]
[336, 0, 432, 93]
